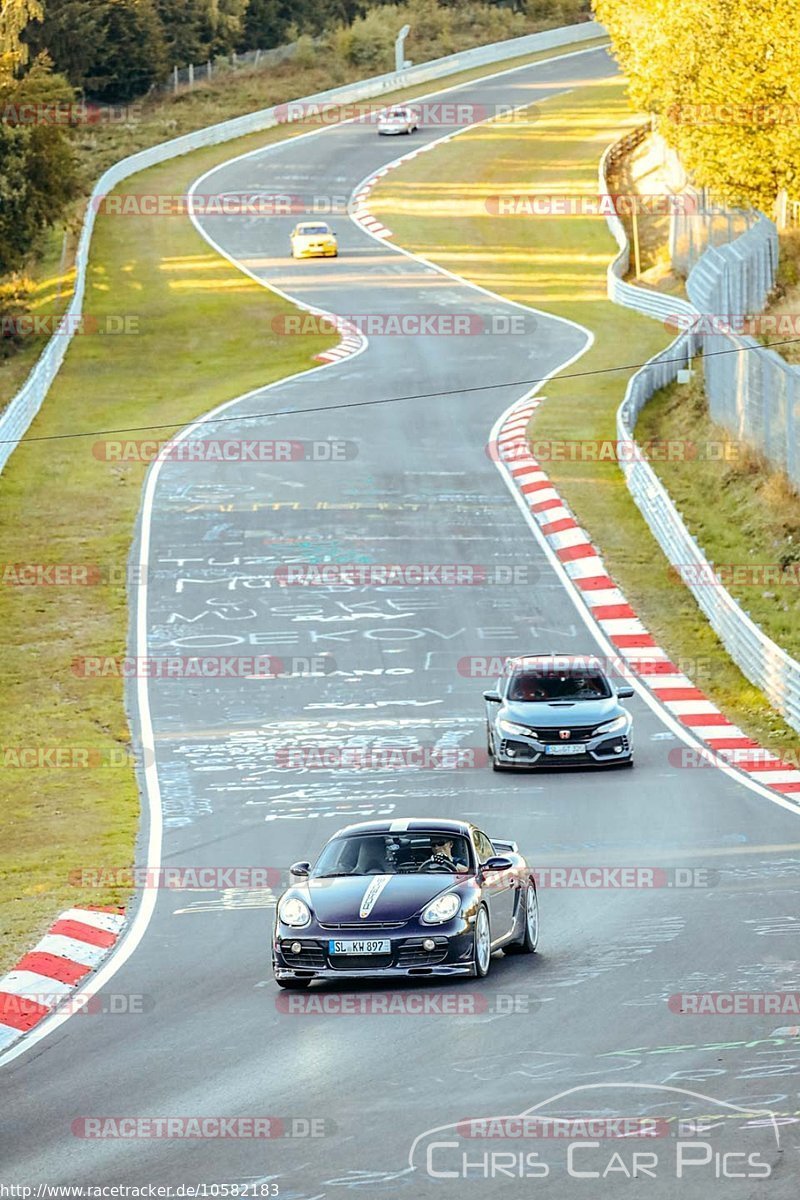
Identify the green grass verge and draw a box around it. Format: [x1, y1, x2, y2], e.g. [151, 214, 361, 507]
[0, 34, 609, 412]
[0, 138, 338, 975]
[637, 372, 800, 660]
[0, 36, 606, 973]
[369, 74, 800, 758]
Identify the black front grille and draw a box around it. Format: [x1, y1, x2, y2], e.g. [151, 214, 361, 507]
[537, 726, 598, 744]
[320, 921, 406, 930]
[280, 940, 326, 968]
[329, 954, 394, 970]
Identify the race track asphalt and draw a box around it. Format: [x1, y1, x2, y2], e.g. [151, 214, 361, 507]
[2, 45, 799, 1198]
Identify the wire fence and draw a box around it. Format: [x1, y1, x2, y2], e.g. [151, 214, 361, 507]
[154, 42, 304, 97]
[670, 186, 759, 276]
[600, 130, 800, 734]
[683, 221, 798, 486]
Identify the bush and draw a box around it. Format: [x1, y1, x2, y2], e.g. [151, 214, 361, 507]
[0, 275, 33, 360]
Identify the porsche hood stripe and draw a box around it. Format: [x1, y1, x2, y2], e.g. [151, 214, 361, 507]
[359, 875, 393, 919]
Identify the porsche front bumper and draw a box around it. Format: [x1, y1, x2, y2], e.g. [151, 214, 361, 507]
[273, 922, 475, 981]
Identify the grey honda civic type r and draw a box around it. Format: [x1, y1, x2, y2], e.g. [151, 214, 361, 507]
[485, 653, 635, 770]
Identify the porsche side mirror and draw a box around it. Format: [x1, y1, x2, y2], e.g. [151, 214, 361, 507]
[290, 861, 310, 877]
[483, 690, 501, 702]
[617, 687, 634, 699]
[482, 856, 514, 872]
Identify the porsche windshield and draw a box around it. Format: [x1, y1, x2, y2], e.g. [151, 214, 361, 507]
[297, 224, 330, 235]
[508, 668, 611, 701]
[312, 832, 472, 876]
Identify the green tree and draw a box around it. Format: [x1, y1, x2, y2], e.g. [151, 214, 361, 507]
[0, 56, 78, 274]
[200, 0, 249, 56]
[88, 0, 169, 102]
[24, 1, 110, 91]
[155, 0, 215, 63]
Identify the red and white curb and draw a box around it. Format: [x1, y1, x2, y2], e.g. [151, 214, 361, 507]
[312, 315, 367, 364]
[495, 399, 800, 800]
[0, 906, 126, 1050]
[351, 166, 395, 238]
[350, 134, 459, 240]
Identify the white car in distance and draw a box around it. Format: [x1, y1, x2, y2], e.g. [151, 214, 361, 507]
[377, 106, 419, 135]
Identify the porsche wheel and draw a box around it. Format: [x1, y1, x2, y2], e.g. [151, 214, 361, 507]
[472, 906, 492, 978]
[505, 885, 538, 955]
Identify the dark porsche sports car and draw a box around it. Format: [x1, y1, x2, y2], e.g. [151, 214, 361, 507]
[272, 818, 538, 988]
[485, 653, 635, 770]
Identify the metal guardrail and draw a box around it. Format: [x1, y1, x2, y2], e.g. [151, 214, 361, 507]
[599, 131, 800, 733]
[670, 185, 758, 276]
[0, 19, 605, 477]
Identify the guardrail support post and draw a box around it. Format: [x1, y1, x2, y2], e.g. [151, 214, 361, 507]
[395, 25, 411, 73]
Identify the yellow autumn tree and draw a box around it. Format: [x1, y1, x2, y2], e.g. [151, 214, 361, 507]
[0, 0, 43, 78]
[594, 0, 800, 210]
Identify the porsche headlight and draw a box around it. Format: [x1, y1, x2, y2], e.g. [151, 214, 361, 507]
[278, 896, 312, 927]
[594, 714, 628, 736]
[498, 718, 534, 737]
[421, 892, 461, 925]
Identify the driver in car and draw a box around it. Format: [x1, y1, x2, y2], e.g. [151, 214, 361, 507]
[420, 837, 468, 873]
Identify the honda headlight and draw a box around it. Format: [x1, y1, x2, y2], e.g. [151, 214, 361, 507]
[278, 896, 312, 927]
[498, 718, 534, 737]
[421, 892, 461, 925]
[594, 714, 628, 736]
